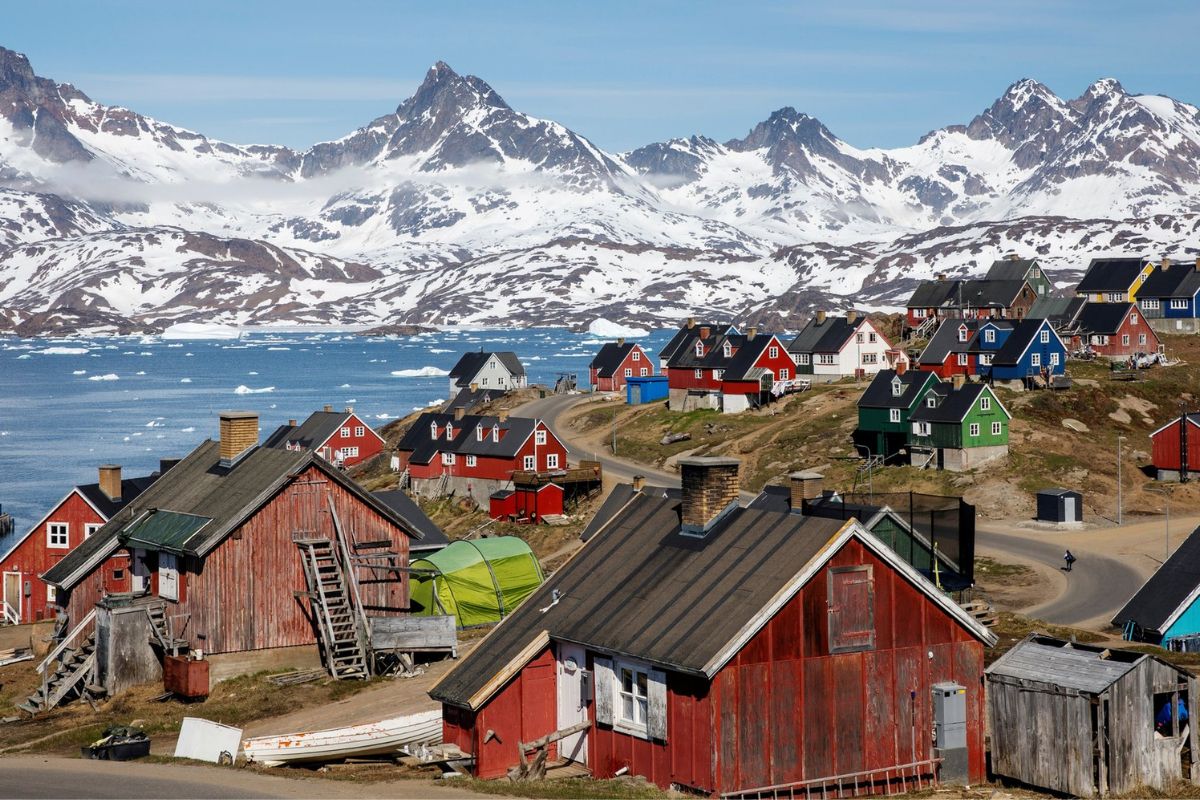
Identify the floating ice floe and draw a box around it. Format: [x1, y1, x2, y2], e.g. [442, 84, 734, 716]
[88, 373, 119, 381]
[339, 383, 351, 388]
[72, 370, 87, 375]
[180, 427, 195, 433]
[179, 378, 192, 383]
[234, 385, 275, 394]
[38, 346, 89, 355]
[267, 347, 290, 351]
[429, 348, 451, 354]
[390, 367, 449, 378]
[16, 354, 30, 359]
[588, 318, 649, 338]
[162, 322, 240, 340]
[135, 371, 146, 375]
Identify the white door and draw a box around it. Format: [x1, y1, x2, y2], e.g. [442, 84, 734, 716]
[1064, 496, 1077, 522]
[556, 643, 588, 764]
[2, 571, 21, 622]
[131, 549, 151, 594]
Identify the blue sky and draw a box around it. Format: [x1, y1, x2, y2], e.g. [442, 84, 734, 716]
[6, 1, 1199, 151]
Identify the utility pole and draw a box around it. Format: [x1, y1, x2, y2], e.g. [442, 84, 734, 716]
[611, 408, 617, 456]
[1117, 435, 1125, 526]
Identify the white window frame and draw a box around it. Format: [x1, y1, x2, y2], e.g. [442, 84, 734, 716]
[1139, 334, 1147, 345]
[856, 333, 864, 344]
[492, 426, 500, 443]
[817, 354, 836, 365]
[535, 430, 548, 446]
[632, 350, 641, 361]
[47, 584, 57, 602]
[159, 553, 179, 602]
[722, 341, 732, 358]
[523, 455, 536, 471]
[430, 421, 438, 439]
[441, 452, 456, 466]
[1107, 292, 1124, 303]
[980, 396, 991, 411]
[1039, 330, 1050, 344]
[1130, 312, 1138, 325]
[482, 377, 489, 387]
[913, 308, 926, 318]
[797, 353, 810, 365]
[984, 329, 995, 343]
[85, 523, 102, 539]
[354, 425, 365, 437]
[446, 424, 454, 440]
[1122, 334, 1130, 346]
[1050, 352, 1060, 366]
[624, 368, 633, 377]
[969, 423, 981, 437]
[1171, 299, 1189, 310]
[342, 446, 359, 459]
[466, 454, 477, 468]
[868, 332, 877, 343]
[476, 427, 484, 441]
[713, 369, 723, 380]
[639, 367, 648, 376]
[694, 341, 704, 357]
[862, 353, 878, 365]
[769, 346, 779, 359]
[614, 660, 650, 738]
[47, 522, 69, 549]
[694, 369, 703, 379]
[779, 368, 790, 380]
[340, 426, 351, 438]
[1030, 353, 1041, 367]
[926, 396, 937, 408]
[957, 327, 968, 343]
[1143, 298, 1161, 310]
[547, 453, 560, 470]
[980, 354, 993, 366]
[991, 421, 1003, 436]
[889, 408, 901, 423]
[891, 379, 903, 397]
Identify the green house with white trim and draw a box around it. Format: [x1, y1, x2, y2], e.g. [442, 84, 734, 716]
[854, 367, 941, 463]
[908, 380, 1011, 471]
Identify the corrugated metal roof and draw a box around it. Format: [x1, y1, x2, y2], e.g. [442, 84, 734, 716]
[987, 640, 1137, 693]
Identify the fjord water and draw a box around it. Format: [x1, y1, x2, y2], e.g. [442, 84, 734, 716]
[0, 328, 670, 551]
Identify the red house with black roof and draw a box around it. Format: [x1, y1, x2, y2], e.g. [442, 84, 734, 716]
[665, 325, 795, 413]
[589, 339, 653, 392]
[1071, 302, 1160, 359]
[263, 405, 386, 467]
[0, 464, 163, 625]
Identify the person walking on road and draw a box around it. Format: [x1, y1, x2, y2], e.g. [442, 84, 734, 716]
[1063, 550, 1076, 572]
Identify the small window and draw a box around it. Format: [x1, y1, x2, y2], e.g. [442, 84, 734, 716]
[536, 430, 547, 446]
[1107, 292, 1124, 303]
[1139, 334, 1147, 345]
[769, 346, 779, 359]
[492, 426, 500, 443]
[1122, 334, 1130, 346]
[856, 333, 864, 344]
[984, 329, 995, 343]
[624, 368, 632, 377]
[340, 426, 351, 438]
[957, 326, 968, 343]
[85, 523, 102, 539]
[828, 566, 874, 653]
[430, 422, 438, 439]
[1030, 352, 1041, 367]
[616, 664, 649, 736]
[476, 426, 484, 441]
[797, 353, 810, 365]
[47, 584, 56, 602]
[694, 342, 704, 356]
[891, 378, 903, 397]
[1130, 313, 1139, 325]
[343, 446, 359, 459]
[354, 426, 365, 437]
[466, 454, 477, 467]
[1040, 330, 1050, 344]
[780, 368, 790, 380]
[446, 423, 454, 440]
[957, 353, 968, 366]
[913, 308, 926, 318]
[1171, 299, 1189, 310]
[441, 452, 456, 466]
[47, 522, 69, 549]
[632, 350, 640, 361]
[980, 396, 991, 411]
[547, 453, 560, 469]
[862, 353, 878, 364]
[714, 369, 723, 380]
[980, 354, 993, 365]
[523, 455, 536, 471]
[818, 354, 835, 365]
[113, 569, 125, 581]
[889, 408, 901, 423]
[969, 423, 981, 437]
[1051, 352, 1060, 365]
[1144, 299, 1161, 310]
[992, 421, 1003, 436]
[639, 368, 648, 376]
[927, 396, 937, 408]
[694, 369, 703, 379]
[482, 377, 489, 386]
[868, 333, 877, 343]
[722, 342, 732, 358]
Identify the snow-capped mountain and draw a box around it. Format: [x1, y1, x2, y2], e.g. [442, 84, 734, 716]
[1, 44, 1199, 334]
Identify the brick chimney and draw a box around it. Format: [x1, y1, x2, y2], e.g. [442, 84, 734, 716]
[219, 411, 259, 467]
[1195, 257, 1200, 272]
[847, 310, 858, 324]
[617, 337, 625, 346]
[288, 419, 297, 427]
[816, 310, 827, 324]
[936, 273, 946, 282]
[632, 475, 646, 492]
[687, 317, 696, 329]
[699, 326, 711, 340]
[951, 374, 966, 390]
[470, 382, 479, 392]
[789, 471, 824, 511]
[747, 326, 757, 341]
[323, 404, 333, 413]
[895, 360, 907, 376]
[498, 410, 509, 422]
[1162, 257, 1172, 270]
[98, 465, 122, 502]
[454, 406, 466, 421]
[679, 457, 740, 535]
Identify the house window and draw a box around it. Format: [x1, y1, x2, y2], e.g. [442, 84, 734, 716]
[446, 424, 454, 440]
[639, 368, 648, 376]
[992, 421, 1003, 436]
[957, 353, 968, 366]
[1144, 299, 1161, 310]
[47, 523, 68, 549]
[85, 523, 102, 539]
[713, 369, 724, 380]
[817, 354, 836, 365]
[536, 430, 548, 446]
[632, 351, 641, 361]
[769, 346, 779, 359]
[722, 342, 732, 358]
[889, 408, 901, 423]
[828, 566, 874, 653]
[694, 369, 703, 379]
[1040, 330, 1050, 344]
[868, 333, 877, 343]
[969, 423, 981, 437]
[489, 360, 497, 369]
[482, 377, 489, 387]
[441, 452, 456, 466]
[159, 553, 179, 602]
[476, 426, 484, 441]
[1030, 353, 1041, 367]
[523, 455, 536, 471]
[354, 426, 365, 437]
[797, 353, 811, 365]
[430, 422, 438, 439]
[980, 396, 991, 411]
[47, 584, 56, 602]
[984, 329, 995, 343]
[1130, 313, 1138, 325]
[862, 353, 878, 364]
[547, 453, 560, 469]
[980, 354, 993, 365]
[856, 333, 864, 344]
[341, 427, 351, 438]
[1107, 293, 1124, 303]
[1139, 334, 1147, 345]
[1171, 299, 1189, 310]
[624, 368, 633, 377]
[492, 426, 500, 443]
[694, 342, 704, 356]
[780, 368, 790, 380]
[342, 446, 359, 459]
[913, 421, 931, 436]
[913, 308, 926, 318]
[466, 455, 477, 467]
[1122, 334, 1130, 346]
[891, 379, 903, 397]
[957, 326, 968, 342]
[927, 396, 937, 407]
[1051, 352, 1060, 365]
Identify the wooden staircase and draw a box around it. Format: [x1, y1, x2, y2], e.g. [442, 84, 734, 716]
[959, 599, 998, 628]
[145, 603, 189, 656]
[20, 626, 105, 714]
[297, 537, 370, 680]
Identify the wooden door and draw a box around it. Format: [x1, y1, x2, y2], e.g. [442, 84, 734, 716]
[131, 549, 151, 594]
[2, 571, 20, 622]
[556, 643, 589, 764]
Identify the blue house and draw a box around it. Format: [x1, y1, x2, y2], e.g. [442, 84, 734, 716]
[966, 320, 1014, 377]
[625, 374, 669, 405]
[1137, 259, 1200, 335]
[987, 318, 1066, 381]
[1114, 524, 1200, 648]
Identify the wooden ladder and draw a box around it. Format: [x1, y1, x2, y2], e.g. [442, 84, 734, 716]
[19, 630, 104, 714]
[297, 538, 370, 680]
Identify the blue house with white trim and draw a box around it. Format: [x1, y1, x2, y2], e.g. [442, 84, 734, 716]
[1137, 259, 1200, 335]
[966, 320, 1014, 377]
[1114, 524, 1200, 649]
[987, 318, 1066, 381]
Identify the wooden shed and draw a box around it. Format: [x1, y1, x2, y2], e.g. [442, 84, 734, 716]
[987, 634, 1199, 797]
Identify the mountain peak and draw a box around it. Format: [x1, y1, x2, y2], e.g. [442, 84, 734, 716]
[1082, 77, 1126, 98]
[402, 61, 510, 117]
[0, 46, 35, 89]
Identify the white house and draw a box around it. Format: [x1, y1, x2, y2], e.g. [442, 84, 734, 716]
[447, 351, 528, 397]
[787, 311, 906, 382]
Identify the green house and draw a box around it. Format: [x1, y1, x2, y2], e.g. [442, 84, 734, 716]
[854, 368, 941, 462]
[908, 380, 1011, 472]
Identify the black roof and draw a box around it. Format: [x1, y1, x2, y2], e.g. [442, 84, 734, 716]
[658, 322, 736, 362]
[1113, 525, 1200, 633]
[787, 314, 862, 355]
[579, 483, 676, 542]
[76, 473, 161, 519]
[919, 319, 981, 365]
[992, 318, 1056, 365]
[985, 259, 1039, 282]
[722, 336, 778, 380]
[909, 382, 990, 424]
[907, 280, 960, 309]
[448, 351, 525, 386]
[957, 280, 1030, 308]
[857, 368, 939, 410]
[263, 410, 354, 452]
[44, 440, 419, 589]
[1076, 258, 1148, 293]
[1037, 487, 1081, 498]
[1138, 263, 1200, 299]
[589, 342, 639, 378]
[1028, 296, 1086, 328]
[371, 490, 448, 552]
[442, 386, 507, 415]
[431, 495, 849, 706]
[963, 320, 1015, 355]
[1074, 302, 1134, 336]
[666, 331, 769, 371]
[395, 412, 541, 465]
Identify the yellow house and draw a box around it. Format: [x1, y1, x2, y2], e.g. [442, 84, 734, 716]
[1075, 257, 1159, 303]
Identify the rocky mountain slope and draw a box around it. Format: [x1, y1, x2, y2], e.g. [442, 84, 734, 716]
[0, 45, 1198, 334]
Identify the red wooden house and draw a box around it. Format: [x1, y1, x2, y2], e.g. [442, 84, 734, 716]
[916, 320, 983, 378]
[42, 411, 423, 673]
[589, 339, 653, 392]
[431, 458, 996, 795]
[666, 326, 796, 413]
[0, 464, 162, 625]
[394, 410, 569, 505]
[1071, 302, 1161, 359]
[263, 405, 386, 467]
[1150, 413, 1200, 482]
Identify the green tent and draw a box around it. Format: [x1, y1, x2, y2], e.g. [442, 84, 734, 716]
[410, 537, 544, 628]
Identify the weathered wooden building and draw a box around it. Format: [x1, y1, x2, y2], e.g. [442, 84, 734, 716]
[431, 458, 996, 795]
[988, 634, 1198, 797]
[1149, 412, 1200, 481]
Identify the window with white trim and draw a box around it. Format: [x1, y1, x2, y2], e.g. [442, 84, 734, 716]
[980, 354, 993, 365]
[616, 663, 650, 736]
[889, 408, 901, 423]
[713, 369, 723, 380]
[535, 430, 547, 446]
[1030, 352, 1041, 367]
[694, 369, 703, 379]
[862, 353, 878, 364]
[969, 423, 981, 437]
[1040, 330, 1050, 344]
[639, 368, 648, 376]
[913, 308, 926, 318]
[85, 523, 102, 539]
[1050, 352, 1060, 365]
[47, 522, 68, 549]
[926, 396, 937, 408]
[817, 354, 836, 365]
[624, 368, 632, 377]
[632, 350, 640, 361]
[482, 377, 489, 386]
[441, 452, 456, 466]
[722, 341, 732, 358]
[446, 423, 454, 440]
[341, 427, 351, 438]
[547, 453, 560, 469]
[769, 346, 779, 359]
[1106, 293, 1123, 303]
[956, 353, 968, 366]
[868, 332, 877, 343]
[1143, 298, 1161, 310]
[957, 326, 968, 342]
[430, 421, 438, 439]
[354, 426, 365, 437]
[159, 553, 179, 602]
[984, 329, 995, 343]
[779, 368, 790, 380]
[476, 426, 484, 441]
[980, 396, 991, 411]
[342, 446, 359, 459]
[1171, 299, 1189, 310]
[856, 333, 864, 344]
[694, 341, 704, 356]
[523, 455, 536, 471]
[1139, 334, 1147, 345]
[47, 584, 56, 602]
[1122, 334, 1130, 346]
[913, 421, 931, 436]
[466, 455, 477, 467]
[492, 426, 500, 443]
[991, 421, 1003, 436]
[1130, 312, 1138, 324]
[891, 378, 903, 397]
[797, 353, 810, 365]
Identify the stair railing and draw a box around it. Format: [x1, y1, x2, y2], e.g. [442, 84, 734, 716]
[327, 497, 371, 672]
[36, 606, 97, 708]
[1, 599, 18, 625]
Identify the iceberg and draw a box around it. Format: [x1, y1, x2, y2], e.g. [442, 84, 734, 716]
[587, 318, 649, 338]
[38, 346, 89, 355]
[234, 385, 275, 394]
[88, 373, 119, 381]
[390, 367, 450, 378]
[162, 322, 240, 340]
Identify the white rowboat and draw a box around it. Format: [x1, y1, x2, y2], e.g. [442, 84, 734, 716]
[242, 708, 442, 767]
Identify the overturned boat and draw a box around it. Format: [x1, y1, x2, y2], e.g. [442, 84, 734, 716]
[242, 708, 442, 767]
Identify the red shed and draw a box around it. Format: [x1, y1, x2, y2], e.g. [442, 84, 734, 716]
[431, 458, 996, 794]
[589, 339, 653, 392]
[0, 464, 164, 624]
[1150, 413, 1200, 481]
